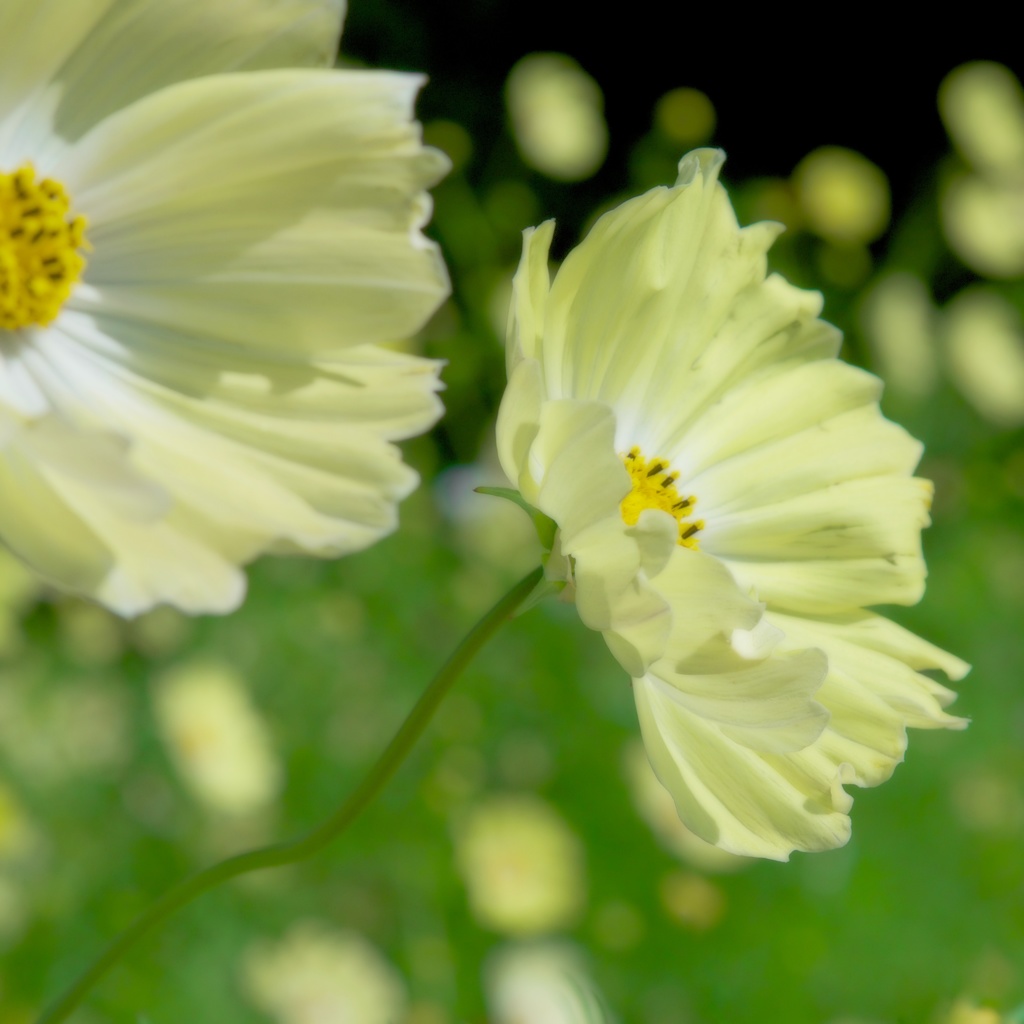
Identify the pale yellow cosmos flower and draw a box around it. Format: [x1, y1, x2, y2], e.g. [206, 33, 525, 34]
[0, 0, 449, 615]
[495, 149, 968, 860]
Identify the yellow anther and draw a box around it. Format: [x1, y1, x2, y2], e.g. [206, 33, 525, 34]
[0, 163, 88, 331]
[620, 446, 703, 549]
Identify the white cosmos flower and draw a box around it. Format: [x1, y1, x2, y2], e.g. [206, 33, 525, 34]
[496, 149, 968, 860]
[0, 0, 449, 615]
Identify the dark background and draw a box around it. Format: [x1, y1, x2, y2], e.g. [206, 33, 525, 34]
[345, 3, 1019, 229]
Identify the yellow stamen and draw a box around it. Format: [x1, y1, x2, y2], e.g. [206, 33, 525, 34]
[620, 446, 704, 549]
[0, 163, 88, 331]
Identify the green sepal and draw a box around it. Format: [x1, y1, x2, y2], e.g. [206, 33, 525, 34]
[513, 574, 564, 617]
[474, 486, 558, 552]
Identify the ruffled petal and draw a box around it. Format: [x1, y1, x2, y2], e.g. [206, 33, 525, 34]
[0, 413, 134, 591]
[772, 611, 967, 731]
[799, 609, 969, 680]
[12, 313, 441, 613]
[62, 69, 448, 353]
[507, 220, 555, 373]
[5, 0, 345, 163]
[536, 150, 843, 459]
[627, 542, 830, 757]
[650, 644, 829, 754]
[634, 673, 851, 860]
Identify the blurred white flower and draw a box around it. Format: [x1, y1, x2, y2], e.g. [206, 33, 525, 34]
[941, 174, 1024, 279]
[486, 942, 614, 1024]
[860, 273, 939, 399]
[0, 782, 38, 864]
[241, 921, 407, 1024]
[940, 62, 1024, 178]
[658, 871, 726, 931]
[0, 782, 39, 945]
[940, 999, 1005, 1024]
[154, 659, 281, 815]
[454, 794, 585, 935]
[654, 88, 716, 148]
[943, 287, 1024, 427]
[505, 54, 608, 182]
[495, 149, 967, 860]
[0, 0, 449, 615]
[939, 63, 1024, 278]
[793, 146, 890, 244]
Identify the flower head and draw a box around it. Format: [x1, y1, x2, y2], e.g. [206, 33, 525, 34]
[0, 0, 449, 614]
[496, 149, 968, 860]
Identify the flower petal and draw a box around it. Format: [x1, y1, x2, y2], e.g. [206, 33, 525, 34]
[645, 547, 764, 664]
[674, 359, 881, 482]
[597, 540, 766, 689]
[508, 220, 555, 372]
[570, 518, 670, 676]
[530, 399, 628, 544]
[0, 416, 123, 590]
[8, 0, 345, 162]
[779, 671, 909, 787]
[535, 150, 842, 459]
[0, 1, 108, 144]
[496, 358, 543, 495]
[634, 673, 852, 860]
[692, 404, 923, 514]
[799, 609, 970, 680]
[706, 476, 933, 563]
[721, 553, 927, 615]
[772, 611, 967, 730]
[74, 503, 248, 614]
[650, 646, 829, 755]
[63, 69, 448, 353]
[14, 313, 441, 612]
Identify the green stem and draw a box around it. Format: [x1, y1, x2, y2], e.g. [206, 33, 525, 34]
[37, 566, 544, 1024]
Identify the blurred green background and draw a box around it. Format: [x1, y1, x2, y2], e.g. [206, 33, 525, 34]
[1, 7, 1022, 1023]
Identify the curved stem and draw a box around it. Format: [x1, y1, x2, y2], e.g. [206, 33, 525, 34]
[37, 566, 543, 1024]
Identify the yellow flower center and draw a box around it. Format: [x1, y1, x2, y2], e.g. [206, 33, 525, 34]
[0, 164, 88, 331]
[620, 446, 704, 549]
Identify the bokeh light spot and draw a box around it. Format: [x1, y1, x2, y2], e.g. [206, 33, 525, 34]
[944, 286, 1024, 427]
[861, 272, 939, 397]
[939, 62, 1024, 175]
[794, 146, 891, 244]
[455, 793, 586, 935]
[654, 87, 716, 146]
[941, 173, 1024, 278]
[505, 53, 608, 181]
